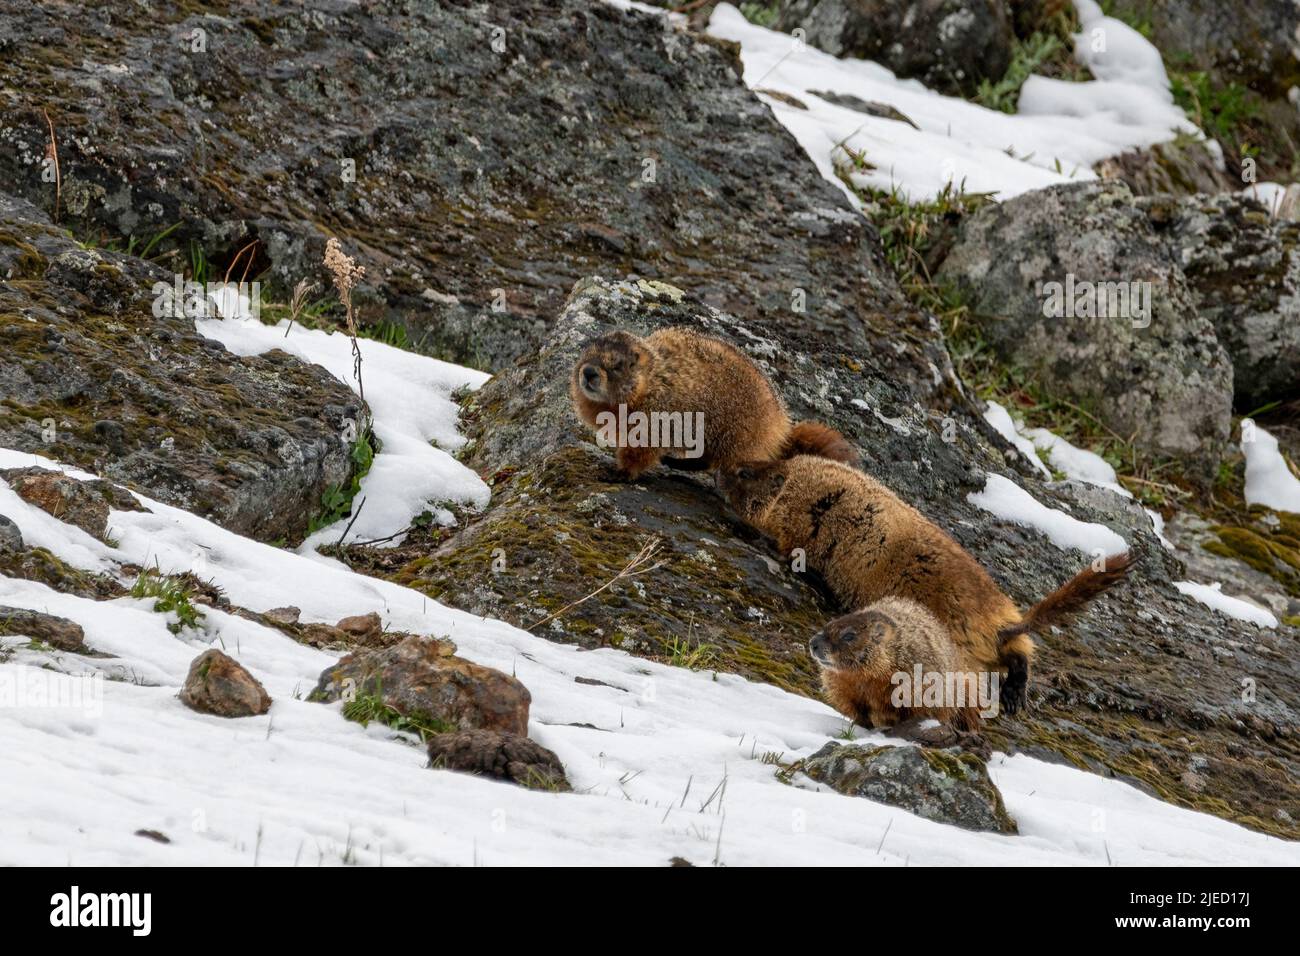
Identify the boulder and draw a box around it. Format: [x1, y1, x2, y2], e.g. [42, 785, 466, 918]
[1149, 192, 1300, 409]
[936, 180, 1234, 481]
[0, 0, 923, 374]
[426, 729, 571, 792]
[312, 635, 531, 737]
[772, 0, 1017, 97]
[0, 606, 86, 652]
[179, 649, 272, 718]
[787, 741, 1018, 833]
[0, 192, 370, 543]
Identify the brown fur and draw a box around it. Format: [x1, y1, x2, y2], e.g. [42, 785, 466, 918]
[811, 597, 983, 731]
[570, 328, 856, 479]
[720, 456, 1135, 716]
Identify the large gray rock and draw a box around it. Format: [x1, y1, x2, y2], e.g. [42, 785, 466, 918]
[0, 192, 369, 543]
[772, 0, 1016, 97]
[1149, 192, 1300, 409]
[0, 0, 922, 375]
[788, 741, 1018, 833]
[936, 180, 1234, 482]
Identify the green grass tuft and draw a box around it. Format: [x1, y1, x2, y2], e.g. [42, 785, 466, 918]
[130, 568, 205, 634]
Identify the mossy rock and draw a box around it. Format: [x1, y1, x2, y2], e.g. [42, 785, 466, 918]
[787, 741, 1018, 835]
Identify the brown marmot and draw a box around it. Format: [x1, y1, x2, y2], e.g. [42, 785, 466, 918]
[720, 455, 1135, 715]
[570, 328, 856, 480]
[810, 597, 983, 732]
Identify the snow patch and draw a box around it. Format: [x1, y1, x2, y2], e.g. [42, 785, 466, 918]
[967, 473, 1128, 557]
[1242, 421, 1300, 513]
[984, 401, 1051, 478]
[1173, 581, 1279, 630]
[708, 2, 1195, 203]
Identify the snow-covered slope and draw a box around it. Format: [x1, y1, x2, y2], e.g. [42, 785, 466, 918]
[706, 2, 1197, 203]
[2, 317, 1296, 866]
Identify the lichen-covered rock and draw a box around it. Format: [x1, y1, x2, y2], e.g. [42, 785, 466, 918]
[0, 192, 369, 543]
[772, 0, 1016, 97]
[426, 729, 571, 792]
[936, 180, 1233, 482]
[1, 467, 146, 541]
[1147, 192, 1300, 408]
[0, 0, 919, 373]
[0, 606, 86, 652]
[179, 649, 271, 718]
[788, 741, 1018, 833]
[312, 635, 531, 737]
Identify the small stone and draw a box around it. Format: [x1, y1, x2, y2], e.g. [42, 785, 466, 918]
[179, 649, 271, 718]
[263, 606, 301, 625]
[335, 611, 382, 638]
[426, 729, 570, 791]
[0, 514, 24, 552]
[0, 606, 86, 652]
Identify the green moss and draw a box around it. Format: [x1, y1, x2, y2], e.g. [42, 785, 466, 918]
[1204, 521, 1300, 596]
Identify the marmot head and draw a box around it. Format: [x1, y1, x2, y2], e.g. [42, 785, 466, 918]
[573, 331, 653, 406]
[717, 459, 788, 523]
[809, 608, 894, 671]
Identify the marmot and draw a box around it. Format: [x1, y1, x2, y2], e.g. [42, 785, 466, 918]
[570, 328, 856, 480]
[810, 597, 982, 731]
[720, 455, 1135, 715]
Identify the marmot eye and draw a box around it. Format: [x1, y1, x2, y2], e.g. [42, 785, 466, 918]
[840, 628, 858, 643]
[737, 467, 754, 480]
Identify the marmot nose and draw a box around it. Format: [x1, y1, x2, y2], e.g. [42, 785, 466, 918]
[809, 633, 827, 659]
[582, 365, 601, 388]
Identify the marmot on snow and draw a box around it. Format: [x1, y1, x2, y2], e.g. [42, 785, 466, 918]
[570, 328, 856, 480]
[720, 455, 1135, 715]
[810, 597, 982, 731]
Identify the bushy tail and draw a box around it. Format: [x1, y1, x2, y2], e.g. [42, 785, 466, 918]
[998, 551, 1137, 649]
[782, 421, 857, 465]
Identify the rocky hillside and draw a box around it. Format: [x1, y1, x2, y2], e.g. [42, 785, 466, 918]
[1, 0, 1298, 854]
